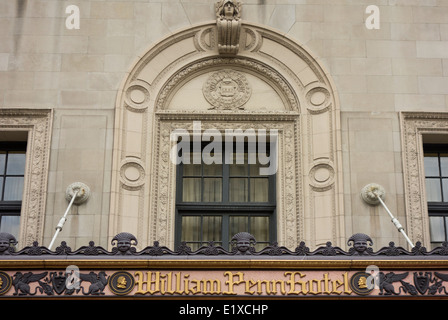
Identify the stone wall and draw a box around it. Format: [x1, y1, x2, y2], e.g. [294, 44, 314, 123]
[1, 0, 448, 249]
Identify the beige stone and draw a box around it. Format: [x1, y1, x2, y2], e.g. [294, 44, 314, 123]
[2, 0, 448, 252]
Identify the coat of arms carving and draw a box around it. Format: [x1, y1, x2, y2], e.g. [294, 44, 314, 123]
[203, 69, 251, 110]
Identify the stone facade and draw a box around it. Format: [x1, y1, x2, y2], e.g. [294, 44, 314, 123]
[1, 0, 448, 250]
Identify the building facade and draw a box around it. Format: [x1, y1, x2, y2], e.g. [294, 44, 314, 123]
[1, 0, 448, 301]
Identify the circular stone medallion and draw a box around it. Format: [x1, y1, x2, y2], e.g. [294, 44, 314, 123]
[203, 69, 251, 110]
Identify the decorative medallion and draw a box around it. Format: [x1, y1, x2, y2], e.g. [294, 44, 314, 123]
[305, 86, 331, 114]
[309, 161, 335, 191]
[0, 271, 12, 295]
[124, 80, 151, 112]
[119, 158, 145, 190]
[350, 272, 374, 296]
[108, 271, 135, 295]
[203, 69, 251, 110]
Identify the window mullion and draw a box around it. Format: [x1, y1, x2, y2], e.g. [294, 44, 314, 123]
[223, 158, 230, 203]
[222, 215, 229, 249]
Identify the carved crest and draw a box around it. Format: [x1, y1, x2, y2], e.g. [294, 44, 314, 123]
[203, 69, 251, 110]
[51, 272, 67, 295]
[414, 272, 431, 294]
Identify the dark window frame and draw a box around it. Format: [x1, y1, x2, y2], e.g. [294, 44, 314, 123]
[0, 142, 27, 234]
[424, 144, 448, 245]
[174, 140, 277, 250]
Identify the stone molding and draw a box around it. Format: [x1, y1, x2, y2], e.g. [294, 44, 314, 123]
[400, 112, 448, 246]
[0, 109, 53, 247]
[111, 21, 343, 249]
[152, 113, 299, 247]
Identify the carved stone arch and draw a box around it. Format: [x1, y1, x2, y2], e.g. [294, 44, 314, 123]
[155, 56, 299, 112]
[110, 21, 343, 249]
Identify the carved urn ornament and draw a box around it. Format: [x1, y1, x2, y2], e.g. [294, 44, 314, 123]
[216, 0, 242, 54]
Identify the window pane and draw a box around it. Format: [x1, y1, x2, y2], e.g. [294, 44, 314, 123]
[181, 216, 201, 250]
[429, 216, 446, 242]
[250, 178, 269, 202]
[0, 177, 3, 200]
[203, 178, 222, 202]
[250, 162, 269, 177]
[424, 154, 440, 176]
[426, 178, 442, 202]
[250, 216, 269, 250]
[446, 217, 448, 242]
[203, 163, 222, 176]
[0, 215, 20, 239]
[182, 178, 201, 202]
[230, 178, 248, 202]
[443, 179, 448, 202]
[229, 216, 248, 237]
[202, 216, 222, 245]
[6, 152, 26, 175]
[230, 153, 248, 176]
[183, 151, 202, 176]
[441, 155, 448, 176]
[3, 177, 24, 201]
[0, 152, 5, 175]
[183, 164, 201, 176]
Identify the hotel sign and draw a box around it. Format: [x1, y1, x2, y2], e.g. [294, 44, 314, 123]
[1, 231, 448, 298]
[1, 263, 448, 298]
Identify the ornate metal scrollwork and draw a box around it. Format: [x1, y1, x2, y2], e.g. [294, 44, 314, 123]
[1, 231, 447, 257]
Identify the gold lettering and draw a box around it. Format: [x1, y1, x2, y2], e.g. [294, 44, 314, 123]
[160, 273, 166, 294]
[190, 278, 201, 295]
[184, 274, 190, 295]
[271, 279, 286, 295]
[245, 279, 257, 295]
[322, 273, 331, 294]
[163, 272, 175, 294]
[256, 280, 273, 295]
[175, 272, 184, 294]
[308, 278, 322, 295]
[202, 279, 221, 294]
[343, 272, 352, 294]
[134, 271, 145, 294]
[132, 270, 353, 297]
[332, 278, 343, 294]
[285, 271, 307, 295]
[148, 271, 160, 294]
[223, 271, 244, 295]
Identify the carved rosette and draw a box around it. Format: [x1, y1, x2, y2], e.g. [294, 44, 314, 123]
[203, 69, 251, 110]
[119, 158, 145, 190]
[309, 161, 335, 192]
[305, 85, 331, 114]
[124, 80, 150, 112]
